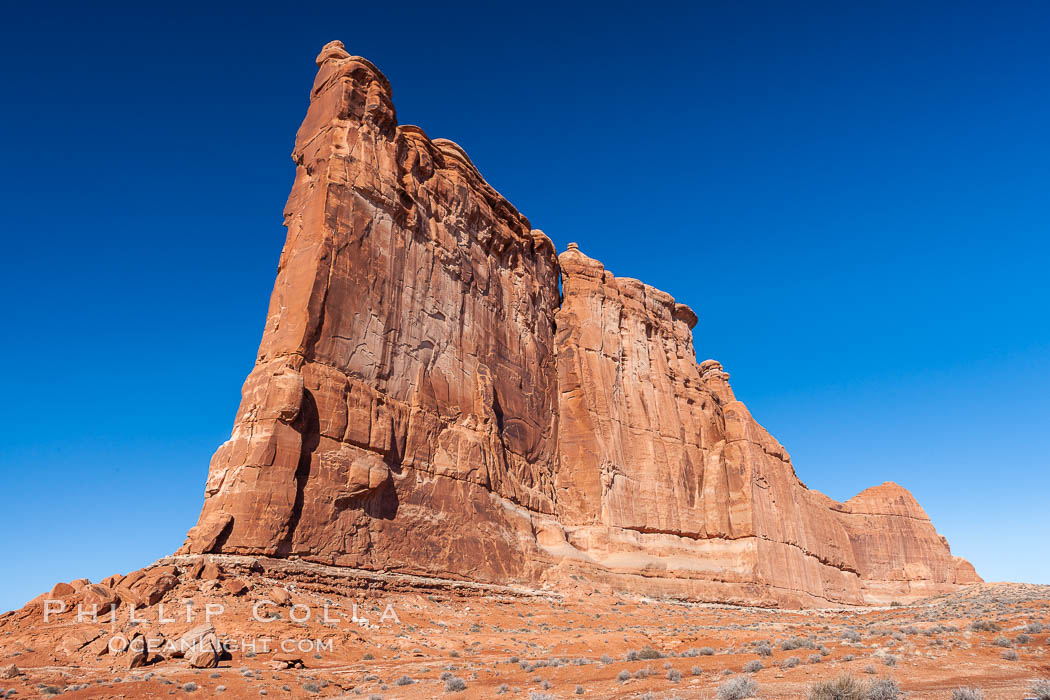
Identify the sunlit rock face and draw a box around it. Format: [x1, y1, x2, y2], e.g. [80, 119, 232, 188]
[181, 41, 979, 607]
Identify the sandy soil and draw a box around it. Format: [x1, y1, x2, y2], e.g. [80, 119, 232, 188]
[0, 559, 1047, 699]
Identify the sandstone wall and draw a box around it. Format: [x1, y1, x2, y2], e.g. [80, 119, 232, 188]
[184, 42, 561, 584]
[182, 41, 979, 606]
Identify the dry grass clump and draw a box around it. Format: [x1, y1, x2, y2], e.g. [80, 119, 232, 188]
[1030, 680, 1050, 700]
[867, 679, 902, 700]
[806, 675, 901, 700]
[781, 636, 817, 651]
[969, 620, 1000, 632]
[718, 675, 760, 700]
[637, 645, 664, 660]
[806, 674, 867, 700]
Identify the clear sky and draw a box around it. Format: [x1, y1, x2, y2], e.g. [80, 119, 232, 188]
[1, 1, 1047, 612]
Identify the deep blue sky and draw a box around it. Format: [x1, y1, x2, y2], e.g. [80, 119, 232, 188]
[1, 1, 1047, 612]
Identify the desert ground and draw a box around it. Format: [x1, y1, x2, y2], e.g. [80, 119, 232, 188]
[0, 557, 1047, 699]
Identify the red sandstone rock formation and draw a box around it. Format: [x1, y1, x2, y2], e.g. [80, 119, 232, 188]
[180, 41, 979, 606]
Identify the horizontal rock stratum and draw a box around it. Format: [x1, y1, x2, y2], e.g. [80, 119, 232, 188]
[181, 41, 979, 607]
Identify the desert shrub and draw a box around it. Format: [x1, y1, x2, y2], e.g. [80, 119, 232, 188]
[700, 647, 716, 655]
[782, 636, 816, 651]
[717, 676, 760, 700]
[808, 653, 822, 664]
[444, 676, 466, 692]
[1016, 633, 1033, 644]
[881, 654, 897, 667]
[742, 660, 763, 673]
[1025, 622, 1044, 634]
[755, 642, 772, 657]
[496, 685, 510, 695]
[528, 693, 554, 700]
[575, 686, 584, 695]
[616, 670, 631, 682]
[806, 674, 866, 700]
[667, 668, 682, 682]
[692, 665, 703, 676]
[395, 675, 413, 686]
[969, 620, 1000, 632]
[599, 654, 613, 664]
[1029, 680, 1050, 700]
[782, 656, 801, 668]
[638, 646, 664, 660]
[841, 628, 862, 643]
[951, 689, 983, 700]
[863, 665, 877, 674]
[992, 635, 1011, 647]
[1001, 649, 1018, 660]
[866, 679, 901, 700]
[624, 649, 639, 661]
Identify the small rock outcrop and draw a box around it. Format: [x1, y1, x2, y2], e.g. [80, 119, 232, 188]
[180, 41, 979, 606]
[180, 624, 222, 668]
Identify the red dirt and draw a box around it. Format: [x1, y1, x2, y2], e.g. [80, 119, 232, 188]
[0, 557, 1046, 698]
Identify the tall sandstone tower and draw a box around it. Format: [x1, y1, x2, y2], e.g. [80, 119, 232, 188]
[182, 41, 979, 607]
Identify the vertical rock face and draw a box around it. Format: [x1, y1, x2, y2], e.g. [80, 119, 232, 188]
[184, 41, 561, 583]
[182, 42, 979, 606]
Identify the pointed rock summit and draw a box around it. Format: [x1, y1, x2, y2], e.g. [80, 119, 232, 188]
[181, 42, 979, 606]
